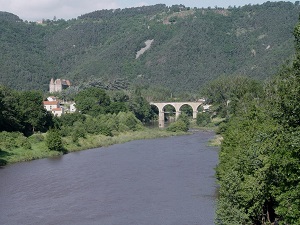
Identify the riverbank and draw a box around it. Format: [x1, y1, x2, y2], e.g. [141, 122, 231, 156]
[0, 128, 188, 165]
[0, 132, 218, 225]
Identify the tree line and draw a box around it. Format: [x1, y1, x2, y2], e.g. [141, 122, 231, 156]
[0, 84, 191, 166]
[0, 86, 156, 136]
[211, 18, 300, 225]
[0, 2, 299, 94]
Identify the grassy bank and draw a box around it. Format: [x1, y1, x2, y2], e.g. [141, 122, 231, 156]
[0, 128, 187, 165]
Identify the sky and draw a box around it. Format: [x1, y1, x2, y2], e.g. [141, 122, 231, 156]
[0, 0, 281, 22]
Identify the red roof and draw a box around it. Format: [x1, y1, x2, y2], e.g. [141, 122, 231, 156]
[43, 101, 59, 105]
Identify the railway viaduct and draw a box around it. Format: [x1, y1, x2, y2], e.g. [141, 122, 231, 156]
[150, 101, 205, 128]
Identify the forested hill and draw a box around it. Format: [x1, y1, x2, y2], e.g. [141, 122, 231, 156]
[0, 2, 299, 92]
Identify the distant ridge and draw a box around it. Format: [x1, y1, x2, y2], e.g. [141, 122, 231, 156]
[0, 2, 298, 92]
[0, 12, 21, 22]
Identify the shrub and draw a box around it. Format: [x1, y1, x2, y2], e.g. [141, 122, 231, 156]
[58, 113, 86, 126]
[116, 112, 143, 132]
[60, 126, 73, 137]
[167, 120, 189, 132]
[0, 131, 31, 150]
[46, 129, 64, 151]
[29, 133, 45, 143]
[196, 112, 211, 126]
[19, 138, 32, 150]
[178, 113, 190, 126]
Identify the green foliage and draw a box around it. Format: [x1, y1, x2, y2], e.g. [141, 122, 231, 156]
[0, 131, 31, 150]
[196, 112, 211, 126]
[0, 3, 298, 93]
[116, 112, 144, 132]
[216, 102, 278, 224]
[57, 111, 142, 139]
[46, 129, 64, 152]
[0, 85, 53, 135]
[110, 91, 129, 103]
[16, 90, 53, 135]
[177, 113, 190, 127]
[216, 19, 300, 224]
[202, 75, 263, 118]
[180, 105, 193, 117]
[129, 88, 154, 122]
[74, 87, 111, 116]
[107, 102, 128, 114]
[265, 66, 300, 129]
[166, 114, 190, 132]
[166, 119, 188, 132]
[28, 133, 45, 144]
[83, 117, 112, 136]
[58, 113, 86, 127]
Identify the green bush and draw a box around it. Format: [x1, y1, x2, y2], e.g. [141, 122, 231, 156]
[19, 138, 31, 150]
[29, 133, 45, 143]
[98, 125, 113, 136]
[60, 126, 73, 137]
[46, 129, 64, 152]
[167, 120, 188, 132]
[59, 113, 86, 126]
[215, 122, 227, 134]
[196, 112, 211, 126]
[178, 113, 190, 126]
[0, 131, 31, 150]
[83, 116, 113, 136]
[116, 112, 143, 132]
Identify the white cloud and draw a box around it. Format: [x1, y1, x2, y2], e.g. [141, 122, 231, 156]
[0, 0, 120, 21]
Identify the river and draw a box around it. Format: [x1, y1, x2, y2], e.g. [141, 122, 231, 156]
[0, 131, 218, 225]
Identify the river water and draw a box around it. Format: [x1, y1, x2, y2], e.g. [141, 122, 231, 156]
[0, 131, 218, 225]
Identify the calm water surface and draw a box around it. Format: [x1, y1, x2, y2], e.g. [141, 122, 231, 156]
[0, 131, 218, 225]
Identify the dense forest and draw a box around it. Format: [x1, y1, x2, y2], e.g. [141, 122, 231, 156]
[0, 2, 299, 95]
[204, 18, 300, 224]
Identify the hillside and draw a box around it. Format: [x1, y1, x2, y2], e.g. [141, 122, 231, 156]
[0, 2, 299, 93]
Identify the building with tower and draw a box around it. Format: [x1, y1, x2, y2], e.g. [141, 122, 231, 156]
[49, 78, 71, 93]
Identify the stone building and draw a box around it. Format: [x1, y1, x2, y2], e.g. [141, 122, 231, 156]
[43, 100, 64, 117]
[49, 78, 71, 93]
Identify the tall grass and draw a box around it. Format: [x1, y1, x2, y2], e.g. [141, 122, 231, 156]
[1, 128, 186, 165]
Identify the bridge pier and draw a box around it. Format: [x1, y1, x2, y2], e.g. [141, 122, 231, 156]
[193, 111, 198, 119]
[175, 111, 181, 120]
[159, 111, 165, 128]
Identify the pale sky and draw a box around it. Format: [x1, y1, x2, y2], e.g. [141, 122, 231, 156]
[0, 0, 282, 21]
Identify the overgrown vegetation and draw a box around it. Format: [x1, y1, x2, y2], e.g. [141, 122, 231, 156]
[0, 85, 187, 165]
[0, 128, 183, 166]
[214, 18, 300, 225]
[166, 113, 190, 132]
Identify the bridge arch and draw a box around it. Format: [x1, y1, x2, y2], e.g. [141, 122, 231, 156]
[150, 101, 205, 128]
[179, 104, 193, 117]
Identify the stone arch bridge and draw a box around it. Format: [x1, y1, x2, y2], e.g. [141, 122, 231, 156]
[150, 101, 205, 128]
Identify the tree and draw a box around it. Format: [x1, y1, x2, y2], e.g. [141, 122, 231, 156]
[202, 75, 263, 117]
[116, 112, 144, 132]
[128, 88, 154, 122]
[46, 129, 64, 152]
[17, 90, 53, 135]
[216, 19, 300, 224]
[0, 86, 23, 132]
[196, 112, 211, 126]
[75, 87, 111, 116]
[166, 120, 188, 132]
[167, 113, 189, 132]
